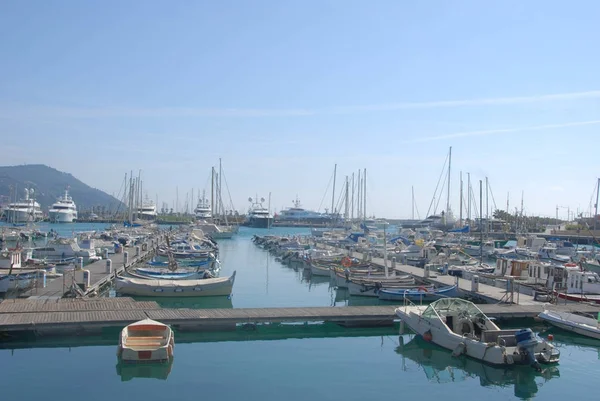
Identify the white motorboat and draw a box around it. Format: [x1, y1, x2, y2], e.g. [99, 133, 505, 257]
[48, 187, 78, 223]
[538, 309, 600, 340]
[3, 188, 43, 223]
[32, 237, 100, 261]
[194, 192, 212, 220]
[395, 298, 560, 370]
[137, 197, 158, 220]
[115, 271, 236, 297]
[245, 196, 273, 228]
[117, 319, 174, 363]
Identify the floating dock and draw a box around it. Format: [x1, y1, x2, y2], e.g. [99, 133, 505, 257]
[0, 298, 598, 335]
[342, 249, 538, 304]
[20, 236, 161, 299]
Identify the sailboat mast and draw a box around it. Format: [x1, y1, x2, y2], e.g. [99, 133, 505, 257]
[467, 173, 471, 223]
[331, 164, 337, 217]
[363, 168, 367, 220]
[357, 170, 361, 220]
[485, 176, 489, 236]
[344, 176, 349, 222]
[446, 146, 452, 217]
[219, 158, 223, 217]
[594, 178, 600, 232]
[211, 167, 215, 217]
[479, 180, 483, 263]
[459, 171, 463, 227]
[351, 173, 355, 221]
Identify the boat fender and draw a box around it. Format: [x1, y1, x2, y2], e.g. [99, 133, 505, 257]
[423, 330, 433, 342]
[168, 345, 174, 358]
[452, 342, 467, 357]
[504, 353, 514, 365]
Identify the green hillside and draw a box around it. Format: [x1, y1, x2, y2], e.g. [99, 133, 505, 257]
[0, 164, 124, 213]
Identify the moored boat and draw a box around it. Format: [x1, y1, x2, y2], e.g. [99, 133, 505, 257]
[538, 309, 600, 340]
[395, 298, 560, 370]
[117, 319, 174, 363]
[115, 271, 236, 297]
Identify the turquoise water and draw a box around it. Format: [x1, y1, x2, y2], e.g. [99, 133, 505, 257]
[1, 224, 600, 400]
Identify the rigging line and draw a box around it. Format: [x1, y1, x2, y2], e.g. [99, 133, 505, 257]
[487, 181, 498, 213]
[220, 166, 237, 212]
[318, 170, 335, 212]
[433, 173, 447, 215]
[426, 153, 449, 218]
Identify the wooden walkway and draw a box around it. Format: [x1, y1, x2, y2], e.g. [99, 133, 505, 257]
[349, 251, 538, 305]
[21, 237, 160, 299]
[0, 298, 598, 335]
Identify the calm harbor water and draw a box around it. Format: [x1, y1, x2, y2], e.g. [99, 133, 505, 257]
[1, 223, 599, 400]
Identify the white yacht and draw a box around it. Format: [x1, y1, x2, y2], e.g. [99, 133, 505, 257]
[245, 197, 273, 229]
[48, 187, 78, 223]
[3, 188, 43, 223]
[194, 193, 212, 220]
[137, 197, 157, 220]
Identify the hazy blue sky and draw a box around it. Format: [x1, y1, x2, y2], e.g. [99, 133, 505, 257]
[1, 1, 599, 219]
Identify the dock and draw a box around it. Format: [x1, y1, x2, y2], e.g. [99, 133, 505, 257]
[20, 236, 161, 299]
[344, 250, 538, 305]
[0, 298, 598, 335]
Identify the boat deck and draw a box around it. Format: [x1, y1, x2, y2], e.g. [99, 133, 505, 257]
[20, 237, 160, 299]
[0, 297, 598, 335]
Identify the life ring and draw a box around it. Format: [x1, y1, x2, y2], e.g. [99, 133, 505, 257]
[395, 247, 401, 254]
[565, 263, 577, 267]
[341, 257, 352, 268]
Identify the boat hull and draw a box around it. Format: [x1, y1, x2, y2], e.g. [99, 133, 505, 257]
[378, 285, 459, 301]
[49, 211, 77, 223]
[115, 271, 236, 297]
[538, 310, 600, 340]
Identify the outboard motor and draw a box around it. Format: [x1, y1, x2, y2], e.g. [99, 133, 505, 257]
[515, 328, 542, 371]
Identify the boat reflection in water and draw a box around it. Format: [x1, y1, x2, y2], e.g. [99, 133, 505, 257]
[115, 359, 173, 382]
[395, 335, 560, 399]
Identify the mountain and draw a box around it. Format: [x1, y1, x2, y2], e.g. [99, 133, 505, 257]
[0, 164, 124, 212]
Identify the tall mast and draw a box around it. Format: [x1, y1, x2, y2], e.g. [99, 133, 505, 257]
[459, 172, 463, 227]
[219, 158, 223, 217]
[357, 170, 361, 220]
[485, 176, 489, 236]
[331, 164, 337, 217]
[479, 180, 483, 264]
[594, 178, 600, 233]
[363, 168, 367, 220]
[446, 146, 452, 217]
[351, 173, 355, 221]
[467, 173, 471, 223]
[344, 176, 349, 222]
[506, 192, 509, 213]
[211, 167, 215, 217]
[128, 171, 133, 223]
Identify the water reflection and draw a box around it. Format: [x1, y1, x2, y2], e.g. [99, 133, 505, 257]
[395, 335, 560, 399]
[115, 359, 173, 381]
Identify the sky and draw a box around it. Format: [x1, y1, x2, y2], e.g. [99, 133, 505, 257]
[1, 1, 599, 219]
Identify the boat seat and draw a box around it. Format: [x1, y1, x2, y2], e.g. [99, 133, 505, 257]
[125, 341, 163, 347]
[127, 336, 165, 340]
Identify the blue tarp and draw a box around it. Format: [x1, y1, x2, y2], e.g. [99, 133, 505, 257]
[346, 233, 365, 243]
[449, 225, 470, 233]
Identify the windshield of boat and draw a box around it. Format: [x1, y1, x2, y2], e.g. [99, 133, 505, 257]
[422, 298, 486, 320]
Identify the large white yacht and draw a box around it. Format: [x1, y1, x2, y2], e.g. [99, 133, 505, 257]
[137, 197, 157, 220]
[194, 193, 212, 220]
[48, 187, 78, 223]
[245, 196, 273, 229]
[3, 188, 43, 223]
